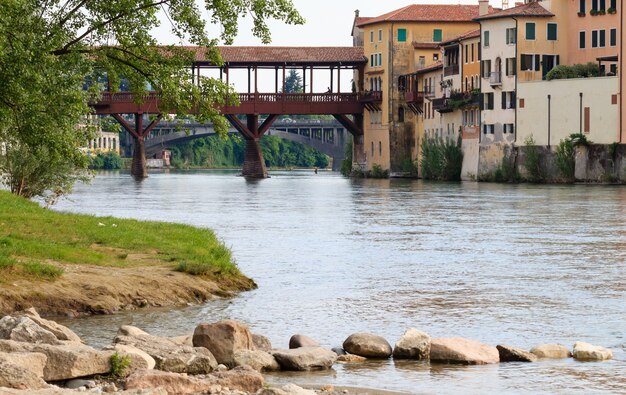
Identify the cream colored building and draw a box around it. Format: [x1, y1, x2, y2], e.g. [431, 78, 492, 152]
[88, 131, 120, 154]
[517, 76, 619, 145]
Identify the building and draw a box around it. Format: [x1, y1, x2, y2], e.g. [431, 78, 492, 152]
[621, 2, 625, 142]
[353, 3, 492, 173]
[88, 130, 120, 155]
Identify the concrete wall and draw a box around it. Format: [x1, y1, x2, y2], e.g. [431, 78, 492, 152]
[517, 76, 619, 146]
[461, 138, 480, 180]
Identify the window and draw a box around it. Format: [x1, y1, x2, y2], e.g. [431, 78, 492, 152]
[592, 0, 598, 10]
[484, 31, 490, 47]
[433, 54, 439, 61]
[526, 23, 536, 40]
[599, 0, 605, 10]
[506, 57, 517, 76]
[371, 142, 374, 157]
[579, 31, 586, 49]
[471, 43, 475, 62]
[506, 28, 516, 44]
[547, 23, 557, 41]
[379, 141, 382, 156]
[370, 31, 374, 43]
[501, 91, 516, 109]
[580, 0, 586, 13]
[370, 54, 374, 66]
[398, 28, 407, 42]
[520, 54, 540, 71]
[481, 60, 491, 78]
[378, 29, 382, 42]
[599, 30, 606, 47]
[592, 30, 598, 47]
[465, 45, 468, 63]
[610, 28, 617, 47]
[503, 124, 515, 134]
[433, 29, 442, 42]
[483, 92, 494, 110]
[610, 0, 616, 9]
[419, 56, 426, 67]
[398, 107, 405, 122]
[483, 124, 495, 134]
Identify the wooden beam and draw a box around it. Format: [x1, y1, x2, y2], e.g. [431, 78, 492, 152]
[111, 114, 138, 138]
[225, 114, 255, 140]
[333, 114, 363, 136]
[141, 114, 164, 138]
[258, 114, 278, 135]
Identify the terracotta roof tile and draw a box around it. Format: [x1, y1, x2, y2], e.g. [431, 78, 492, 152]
[357, 4, 495, 26]
[441, 28, 481, 45]
[414, 61, 443, 75]
[188, 46, 367, 65]
[412, 43, 441, 49]
[474, 2, 553, 20]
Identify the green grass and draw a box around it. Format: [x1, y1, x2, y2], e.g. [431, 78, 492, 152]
[0, 191, 240, 279]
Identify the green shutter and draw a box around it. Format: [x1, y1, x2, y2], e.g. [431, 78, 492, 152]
[547, 24, 557, 40]
[433, 29, 442, 42]
[526, 23, 536, 40]
[398, 28, 407, 42]
[484, 31, 490, 46]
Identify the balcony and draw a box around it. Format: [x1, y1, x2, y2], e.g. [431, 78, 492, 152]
[404, 91, 424, 114]
[359, 90, 382, 111]
[443, 64, 460, 77]
[431, 98, 453, 113]
[489, 72, 502, 87]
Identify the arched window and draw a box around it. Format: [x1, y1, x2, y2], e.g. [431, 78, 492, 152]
[112, 138, 116, 150]
[371, 141, 374, 157]
[465, 77, 469, 91]
[379, 141, 382, 157]
[471, 76, 475, 90]
[398, 107, 405, 123]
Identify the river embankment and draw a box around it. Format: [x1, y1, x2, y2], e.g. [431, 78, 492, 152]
[0, 191, 255, 316]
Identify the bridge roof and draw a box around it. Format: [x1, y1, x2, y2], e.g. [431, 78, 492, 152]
[189, 46, 367, 67]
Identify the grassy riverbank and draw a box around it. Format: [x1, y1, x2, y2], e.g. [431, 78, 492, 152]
[0, 191, 255, 315]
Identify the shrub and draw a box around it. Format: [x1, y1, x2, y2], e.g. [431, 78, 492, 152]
[569, 133, 592, 147]
[522, 135, 544, 183]
[340, 138, 353, 177]
[370, 164, 389, 178]
[89, 152, 123, 170]
[555, 138, 576, 182]
[420, 135, 463, 181]
[110, 352, 131, 379]
[546, 63, 600, 80]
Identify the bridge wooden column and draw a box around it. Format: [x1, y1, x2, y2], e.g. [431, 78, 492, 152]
[333, 114, 365, 166]
[225, 114, 278, 178]
[112, 113, 163, 178]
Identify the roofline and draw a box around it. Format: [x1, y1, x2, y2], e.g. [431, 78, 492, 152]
[358, 19, 482, 27]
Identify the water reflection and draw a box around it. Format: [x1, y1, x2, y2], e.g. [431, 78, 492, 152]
[54, 171, 626, 394]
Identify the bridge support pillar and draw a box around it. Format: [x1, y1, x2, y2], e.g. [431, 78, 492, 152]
[226, 114, 277, 178]
[112, 113, 163, 179]
[333, 114, 365, 173]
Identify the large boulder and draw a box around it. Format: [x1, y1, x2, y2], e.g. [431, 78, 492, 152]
[430, 338, 499, 365]
[0, 351, 47, 378]
[272, 347, 337, 371]
[19, 309, 82, 343]
[114, 325, 217, 374]
[343, 333, 392, 359]
[192, 320, 254, 366]
[530, 344, 571, 359]
[233, 349, 280, 371]
[0, 317, 60, 345]
[252, 334, 273, 352]
[125, 366, 264, 394]
[572, 342, 613, 361]
[112, 344, 156, 370]
[496, 345, 537, 362]
[0, 359, 48, 390]
[393, 328, 431, 360]
[0, 340, 110, 381]
[289, 335, 320, 349]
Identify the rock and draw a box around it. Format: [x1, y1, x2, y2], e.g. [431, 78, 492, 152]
[252, 334, 272, 352]
[65, 379, 95, 389]
[272, 347, 337, 371]
[281, 384, 317, 395]
[258, 389, 289, 395]
[342, 333, 392, 359]
[19, 309, 82, 343]
[393, 328, 431, 360]
[169, 335, 193, 346]
[336, 354, 367, 363]
[125, 366, 264, 394]
[114, 325, 217, 374]
[496, 345, 537, 362]
[216, 364, 228, 372]
[331, 347, 346, 355]
[289, 335, 320, 349]
[0, 359, 49, 390]
[0, 316, 60, 345]
[102, 383, 118, 393]
[430, 338, 499, 365]
[572, 342, 613, 361]
[192, 320, 254, 366]
[113, 344, 156, 370]
[0, 351, 47, 378]
[530, 344, 571, 359]
[233, 349, 280, 371]
[0, 340, 111, 381]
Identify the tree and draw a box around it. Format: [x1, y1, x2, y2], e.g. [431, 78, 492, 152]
[284, 70, 303, 93]
[0, 0, 304, 201]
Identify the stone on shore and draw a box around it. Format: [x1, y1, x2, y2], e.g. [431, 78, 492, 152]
[272, 347, 337, 371]
[112, 344, 156, 370]
[0, 340, 111, 381]
[0, 316, 60, 345]
[252, 334, 272, 352]
[430, 338, 499, 365]
[331, 347, 346, 355]
[0, 359, 49, 390]
[0, 351, 47, 378]
[289, 335, 320, 349]
[192, 320, 255, 366]
[19, 309, 83, 343]
[336, 354, 367, 363]
[343, 333, 392, 359]
[392, 328, 431, 360]
[114, 325, 217, 374]
[530, 344, 571, 359]
[572, 342, 613, 361]
[169, 335, 193, 347]
[125, 366, 264, 394]
[233, 349, 280, 371]
[496, 345, 537, 362]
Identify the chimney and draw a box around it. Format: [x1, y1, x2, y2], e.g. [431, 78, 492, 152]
[355, 9, 360, 18]
[479, 0, 489, 15]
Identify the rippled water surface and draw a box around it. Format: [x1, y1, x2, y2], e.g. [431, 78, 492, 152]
[54, 170, 626, 394]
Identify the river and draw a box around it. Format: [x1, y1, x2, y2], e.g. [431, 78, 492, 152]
[54, 170, 626, 394]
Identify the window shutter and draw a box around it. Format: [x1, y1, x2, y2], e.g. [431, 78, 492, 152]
[534, 55, 540, 71]
[511, 91, 516, 108]
[488, 93, 494, 110]
[502, 92, 506, 109]
[520, 55, 527, 71]
[506, 59, 509, 76]
[480, 94, 485, 110]
[556, 55, 560, 66]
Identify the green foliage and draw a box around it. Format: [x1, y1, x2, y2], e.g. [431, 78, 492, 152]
[110, 352, 131, 379]
[21, 261, 64, 279]
[420, 135, 463, 181]
[555, 138, 576, 182]
[284, 70, 303, 93]
[0, 0, 303, 203]
[89, 152, 123, 170]
[569, 133, 592, 147]
[0, 191, 241, 278]
[340, 137, 353, 177]
[546, 63, 600, 80]
[522, 135, 544, 183]
[370, 164, 389, 179]
[170, 135, 328, 169]
[478, 146, 520, 183]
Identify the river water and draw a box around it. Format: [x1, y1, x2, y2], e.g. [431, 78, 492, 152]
[54, 170, 625, 394]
